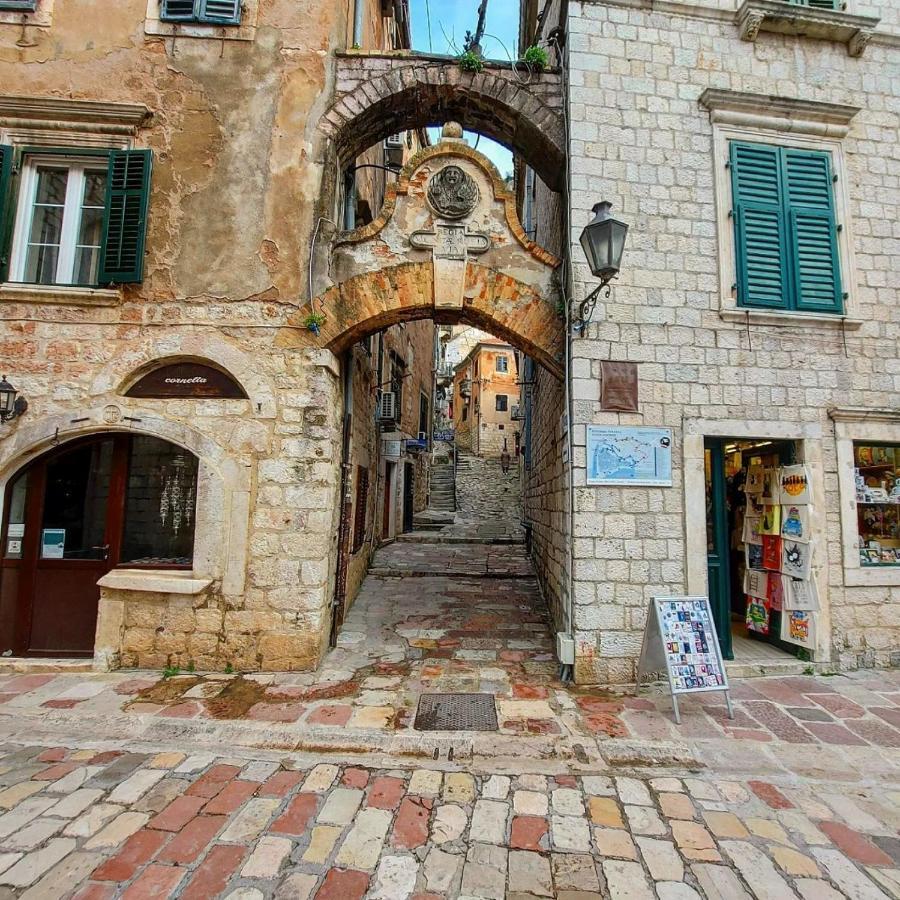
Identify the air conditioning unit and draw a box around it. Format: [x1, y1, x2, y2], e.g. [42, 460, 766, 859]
[383, 133, 405, 166]
[511, 404, 523, 420]
[377, 391, 398, 424]
[459, 378, 472, 397]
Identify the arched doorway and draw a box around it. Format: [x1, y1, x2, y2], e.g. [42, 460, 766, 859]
[0, 434, 199, 657]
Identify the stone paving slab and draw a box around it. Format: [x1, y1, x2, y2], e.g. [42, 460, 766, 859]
[0, 741, 893, 897]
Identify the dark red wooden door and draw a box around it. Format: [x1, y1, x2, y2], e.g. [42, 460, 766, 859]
[0, 436, 127, 657]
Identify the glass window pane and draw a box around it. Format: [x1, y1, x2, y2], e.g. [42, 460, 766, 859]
[34, 167, 68, 205]
[73, 246, 101, 286]
[77, 204, 104, 248]
[23, 244, 60, 285]
[3, 472, 29, 560]
[854, 442, 900, 566]
[120, 437, 198, 566]
[41, 440, 114, 560]
[28, 203, 64, 246]
[82, 171, 107, 207]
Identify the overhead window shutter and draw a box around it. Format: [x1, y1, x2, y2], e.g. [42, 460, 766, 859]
[0, 1, 37, 10]
[99, 149, 153, 285]
[806, 0, 843, 9]
[0, 145, 13, 282]
[730, 141, 789, 310]
[199, 0, 241, 23]
[160, 0, 197, 21]
[783, 149, 842, 313]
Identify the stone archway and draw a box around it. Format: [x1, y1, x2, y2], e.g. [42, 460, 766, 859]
[322, 53, 565, 190]
[294, 125, 563, 377]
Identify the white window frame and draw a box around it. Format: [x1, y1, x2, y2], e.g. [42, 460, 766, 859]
[9, 156, 108, 288]
[701, 90, 862, 331]
[495, 354, 509, 373]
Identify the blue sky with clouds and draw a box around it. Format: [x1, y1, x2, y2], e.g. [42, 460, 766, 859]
[409, 0, 517, 176]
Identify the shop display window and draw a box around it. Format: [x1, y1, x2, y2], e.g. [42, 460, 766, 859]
[854, 442, 900, 566]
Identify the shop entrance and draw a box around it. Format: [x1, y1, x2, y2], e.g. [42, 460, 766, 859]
[0, 434, 199, 657]
[705, 437, 804, 664]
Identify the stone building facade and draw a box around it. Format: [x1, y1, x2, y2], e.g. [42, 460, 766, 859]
[522, 0, 900, 682]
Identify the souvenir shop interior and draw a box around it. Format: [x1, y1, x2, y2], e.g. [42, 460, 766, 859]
[705, 438, 818, 667]
[854, 442, 900, 566]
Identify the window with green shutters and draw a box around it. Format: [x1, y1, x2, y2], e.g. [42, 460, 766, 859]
[160, 0, 242, 25]
[729, 141, 843, 315]
[0, 146, 153, 287]
[0, 1, 37, 11]
[784, 0, 844, 9]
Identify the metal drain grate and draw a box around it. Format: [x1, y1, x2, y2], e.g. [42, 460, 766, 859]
[414, 693, 498, 732]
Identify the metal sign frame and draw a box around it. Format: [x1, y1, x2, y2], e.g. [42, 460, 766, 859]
[636, 595, 735, 725]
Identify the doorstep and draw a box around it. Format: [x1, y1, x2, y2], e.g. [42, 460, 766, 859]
[725, 657, 810, 678]
[0, 657, 94, 674]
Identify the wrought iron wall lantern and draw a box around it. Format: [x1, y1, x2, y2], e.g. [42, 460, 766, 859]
[573, 201, 628, 333]
[0, 377, 27, 423]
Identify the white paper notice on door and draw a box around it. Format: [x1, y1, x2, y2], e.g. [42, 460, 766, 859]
[40, 529, 65, 559]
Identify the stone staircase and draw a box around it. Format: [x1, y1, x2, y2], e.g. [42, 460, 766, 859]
[428, 460, 456, 513]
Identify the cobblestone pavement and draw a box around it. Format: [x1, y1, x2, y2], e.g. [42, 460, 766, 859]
[0, 741, 896, 897]
[0, 538, 898, 895]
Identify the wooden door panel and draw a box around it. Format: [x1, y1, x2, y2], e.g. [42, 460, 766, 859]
[29, 566, 102, 656]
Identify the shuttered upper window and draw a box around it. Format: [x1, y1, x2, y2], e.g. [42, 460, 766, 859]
[0, 148, 153, 287]
[784, 0, 844, 8]
[730, 141, 843, 315]
[160, 0, 241, 24]
[0, 1, 37, 10]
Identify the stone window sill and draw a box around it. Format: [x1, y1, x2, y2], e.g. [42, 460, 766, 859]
[736, 0, 880, 57]
[0, 0, 52, 28]
[720, 307, 863, 330]
[0, 283, 121, 306]
[97, 570, 213, 595]
[843, 566, 900, 588]
[144, 0, 258, 41]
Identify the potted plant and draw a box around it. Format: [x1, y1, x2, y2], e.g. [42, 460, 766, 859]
[522, 45, 549, 71]
[304, 311, 326, 336]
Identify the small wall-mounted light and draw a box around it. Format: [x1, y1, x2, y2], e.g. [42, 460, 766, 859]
[0, 377, 27, 423]
[573, 201, 629, 332]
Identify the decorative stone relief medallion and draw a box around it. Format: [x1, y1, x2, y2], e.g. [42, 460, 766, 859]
[427, 165, 479, 220]
[102, 404, 122, 424]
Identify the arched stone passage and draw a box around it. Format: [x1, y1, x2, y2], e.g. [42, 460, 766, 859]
[323, 53, 565, 190]
[295, 131, 564, 377]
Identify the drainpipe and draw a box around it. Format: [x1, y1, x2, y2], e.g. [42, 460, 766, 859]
[352, 0, 364, 47]
[329, 352, 354, 648]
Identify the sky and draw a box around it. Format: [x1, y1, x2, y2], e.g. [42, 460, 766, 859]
[409, 0, 517, 177]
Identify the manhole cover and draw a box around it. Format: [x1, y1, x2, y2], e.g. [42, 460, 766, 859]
[414, 693, 498, 732]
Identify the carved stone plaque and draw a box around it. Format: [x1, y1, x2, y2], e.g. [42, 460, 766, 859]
[427, 165, 479, 219]
[600, 361, 639, 412]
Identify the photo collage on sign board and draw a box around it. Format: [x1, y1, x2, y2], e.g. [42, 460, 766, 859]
[741, 464, 818, 644]
[659, 599, 725, 692]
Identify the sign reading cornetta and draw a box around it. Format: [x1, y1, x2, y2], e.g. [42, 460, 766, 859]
[126, 363, 247, 399]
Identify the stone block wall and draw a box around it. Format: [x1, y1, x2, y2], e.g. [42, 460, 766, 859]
[455, 455, 523, 525]
[564, 0, 900, 682]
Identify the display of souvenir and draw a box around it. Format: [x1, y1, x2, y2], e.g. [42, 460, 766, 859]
[868, 488, 889, 502]
[780, 504, 811, 543]
[857, 446, 874, 466]
[762, 534, 782, 571]
[760, 505, 781, 536]
[744, 465, 764, 495]
[745, 542, 764, 570]
[778, 465, 812, 505]
[766, 573, 785, 611]
[782, 539, 813, 580]
[781, 610, 815, 649]
[873, 445, 892, 464]
[761, 468, 778, 503]
[744, 568, 768, 600]
[746, 597, 770, 635]
[742, 514, 763, 546]
[784, 576, 819, 612]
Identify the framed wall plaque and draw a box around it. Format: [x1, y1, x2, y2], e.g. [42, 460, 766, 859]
[600, 361, 639, 412]
[126, 363, 247, 399]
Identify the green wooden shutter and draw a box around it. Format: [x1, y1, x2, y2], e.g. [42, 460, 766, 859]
[783, 149, 842, 313]
[99, 150, 152, 285]
[0, 145, 13, 283]
[787, 0, 842, 8]
[160, 0, 196, 21]
[0, 1, 37, 10]
[730, 142, 789, 310]
[200, 0, 241, 23]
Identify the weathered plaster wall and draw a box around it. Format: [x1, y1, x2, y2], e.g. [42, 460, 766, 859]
[566, 0, 900, 682]
[0, 0, 365, 671]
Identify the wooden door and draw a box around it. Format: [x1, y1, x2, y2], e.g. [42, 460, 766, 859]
[704, 438, 734, 660]
[0, 437, 126, 656]
[402, 463, 415, 533]
[382, 462, 394, 538]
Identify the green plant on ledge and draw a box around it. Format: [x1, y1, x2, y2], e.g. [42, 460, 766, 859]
[458, 50, 484, 73]
[522, 45, 549, 71]
[304, 311, 326, 336]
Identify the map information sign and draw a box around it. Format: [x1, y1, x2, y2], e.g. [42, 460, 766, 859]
[586, 426, 673, 486]
[636, 596, 734, 724]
